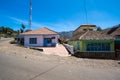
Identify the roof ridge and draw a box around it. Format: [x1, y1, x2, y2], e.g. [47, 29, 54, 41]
[79, 30, 89, 40]
[74, 24, 96, 32]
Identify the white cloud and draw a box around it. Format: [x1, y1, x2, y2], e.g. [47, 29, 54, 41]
[9, 17, 28, 25]
[9, 17, 76, 31]
[9, 17, 47, 28]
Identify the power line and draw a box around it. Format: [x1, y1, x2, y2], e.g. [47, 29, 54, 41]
[83, 0, 88, 24]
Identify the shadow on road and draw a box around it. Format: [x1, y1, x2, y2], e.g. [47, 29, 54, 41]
[118, 62, 120, 64]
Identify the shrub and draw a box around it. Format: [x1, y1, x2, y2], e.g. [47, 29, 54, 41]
[9, 40, 16, 44]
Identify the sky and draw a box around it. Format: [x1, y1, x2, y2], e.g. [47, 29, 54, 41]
[0, 0, 120, 32]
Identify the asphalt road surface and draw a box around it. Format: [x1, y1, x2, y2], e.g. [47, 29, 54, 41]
[0, 51, 120, 80]
[0, 38, 12, 43]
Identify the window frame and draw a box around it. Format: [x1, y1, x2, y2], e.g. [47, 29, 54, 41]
[29, 38, 37, 44]
[86, 42, 110, 52]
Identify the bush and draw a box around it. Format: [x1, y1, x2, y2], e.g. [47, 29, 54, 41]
[9, 40, 16, 44]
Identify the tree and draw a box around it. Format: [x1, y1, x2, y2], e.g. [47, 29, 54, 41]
[0, 26, 17, 37]
[20, 23, 25, 33]
[17, 30, 20, 35]
[20, 28, 23, 33]
[0, 26, 5, 34]
[97, 26, 102, 31]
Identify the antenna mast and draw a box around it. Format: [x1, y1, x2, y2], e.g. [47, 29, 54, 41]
[29, 0, 32, 30]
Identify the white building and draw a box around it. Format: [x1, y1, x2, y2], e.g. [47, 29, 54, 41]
[19, 27, 59, 47]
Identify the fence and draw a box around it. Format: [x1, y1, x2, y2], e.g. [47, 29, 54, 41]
[74, 52, 115, 59]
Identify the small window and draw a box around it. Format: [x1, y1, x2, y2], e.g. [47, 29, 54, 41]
[83, 29, 87, 31]
[29, 38, 37, 44]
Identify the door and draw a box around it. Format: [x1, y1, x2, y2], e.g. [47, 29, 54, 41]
[44, 38, 52, 47]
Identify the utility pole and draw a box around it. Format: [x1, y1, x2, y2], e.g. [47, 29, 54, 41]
[29, 0, 32, 30]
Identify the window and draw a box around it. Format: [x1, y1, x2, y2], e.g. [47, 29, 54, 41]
[86, 42, 110, 51]
[83, 29, 87, 31]
[89, 29, 93, 31]
[29, 38, 37, 44]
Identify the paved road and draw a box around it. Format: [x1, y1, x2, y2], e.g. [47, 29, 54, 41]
[0, 38, 13, 43]
[0, 51, 120, 80]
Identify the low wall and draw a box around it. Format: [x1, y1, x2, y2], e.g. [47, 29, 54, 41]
[74, 52, 115, 59]
[63, 44, 74, 55]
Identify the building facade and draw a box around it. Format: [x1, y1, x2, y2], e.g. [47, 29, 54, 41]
[69, 24, 120, 59]
[18, 27, 59, 47]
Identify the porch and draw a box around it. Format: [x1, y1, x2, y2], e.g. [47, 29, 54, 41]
[29, 44, 70, 57]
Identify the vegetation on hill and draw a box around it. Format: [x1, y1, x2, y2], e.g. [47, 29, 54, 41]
[59, 31, 73, 39]
[0, 24, 26, 38]
[0, 26, 17, 38]
[96, 26, 102, 31]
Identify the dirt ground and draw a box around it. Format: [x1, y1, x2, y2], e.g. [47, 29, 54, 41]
[0, 39, 120, 69]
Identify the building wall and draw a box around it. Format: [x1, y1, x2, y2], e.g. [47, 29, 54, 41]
[43, 35, 59, 43]
[24, 35, 43, 47]
[68, 41, 78, 50]
[80, 41, 86, 52]
[69, 40, 115, 52]
[69, 40, 115, 59]
[24, 34, 59, 47]
[80, 40, 115, 52]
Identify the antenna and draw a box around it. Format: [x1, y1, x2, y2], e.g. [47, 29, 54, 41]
[29, 0, 32, 30]
[83, 0, 88, 24]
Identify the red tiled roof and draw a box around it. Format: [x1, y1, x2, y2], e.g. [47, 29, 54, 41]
[21, 27, 58, 35]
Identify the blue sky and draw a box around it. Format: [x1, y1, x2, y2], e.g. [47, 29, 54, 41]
[0, 0, 120, 32]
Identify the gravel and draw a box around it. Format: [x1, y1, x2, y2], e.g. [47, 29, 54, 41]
[0, 39, 120, 69]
